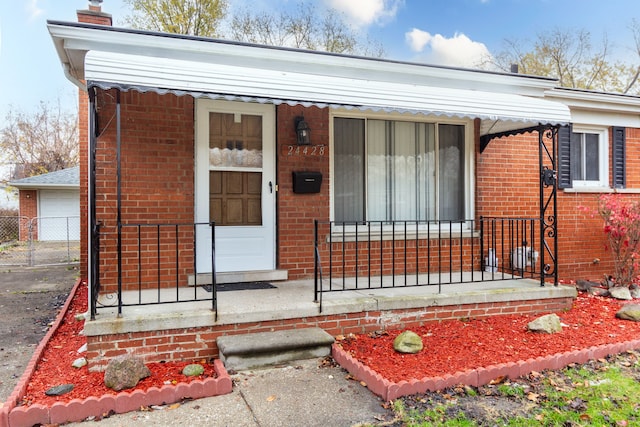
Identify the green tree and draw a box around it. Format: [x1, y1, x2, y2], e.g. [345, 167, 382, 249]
[123, 0, 228, 37]
[0, 101, 78, 180]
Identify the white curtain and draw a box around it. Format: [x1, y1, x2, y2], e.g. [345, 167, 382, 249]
[367, 120, 436, 221]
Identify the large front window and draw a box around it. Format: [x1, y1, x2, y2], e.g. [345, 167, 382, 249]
[333, 117, 468, 223]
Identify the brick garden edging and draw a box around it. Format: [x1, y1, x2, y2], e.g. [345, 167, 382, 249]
[331, 340, 640, 402]
[0, 279, 232, 427]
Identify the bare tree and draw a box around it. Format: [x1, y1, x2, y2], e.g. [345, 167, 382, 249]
[1, 101, 78, 180]
[492, 27, 640, 94]
[227, 3, 384, 56]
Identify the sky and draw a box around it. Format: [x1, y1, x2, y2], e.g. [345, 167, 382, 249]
[0, 0, 639, 123]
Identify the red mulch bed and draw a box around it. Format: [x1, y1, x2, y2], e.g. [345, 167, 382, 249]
[20, 281, 640, 407]
[19, 282, 216, 408]
[339, 291, 640, 383]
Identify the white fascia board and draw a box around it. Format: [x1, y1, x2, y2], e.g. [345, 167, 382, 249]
[48, 21, 559, 97]
[10, 183, 79, 190]
[546, 88, 640, 115]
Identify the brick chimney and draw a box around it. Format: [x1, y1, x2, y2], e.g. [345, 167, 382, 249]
[77, 0, 112, 26]
[76, 1, 112, 280]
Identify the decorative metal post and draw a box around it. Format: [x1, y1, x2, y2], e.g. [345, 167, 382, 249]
[538, 126, 559, 286]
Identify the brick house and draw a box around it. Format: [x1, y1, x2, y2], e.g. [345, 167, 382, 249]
[47, 3, 640, 371]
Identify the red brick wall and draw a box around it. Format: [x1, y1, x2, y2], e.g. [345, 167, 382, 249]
[477, 126, 640, 283]
[93, 89, 195, 293]
[17, 190, 38, 241]
[82, 87, 640, 287]
[86, 295, 573, 371]
[276, 105, 331, 276]
[77, 5, 111, 279]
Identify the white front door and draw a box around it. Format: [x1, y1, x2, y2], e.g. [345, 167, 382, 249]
[195, 99, 276, 273]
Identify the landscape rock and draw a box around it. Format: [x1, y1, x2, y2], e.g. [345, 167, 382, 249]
[45, 384, 74, 396]
[609, 286, 633, 300]
[616, 304, 640, 321]
[72, 357, 87, 368]
[104, 355, 151, 391]
[576, 279, 597, 292]
[527, 313, 562, 334]
[588, 287, 609, 297]
[393, 330, 423, 354]
[630, 284, 640, 299]
[182, 363, 205, 377]
[77, 343, 87, 353]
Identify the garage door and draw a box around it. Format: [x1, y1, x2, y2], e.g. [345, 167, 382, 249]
[38, 190, 80, 241]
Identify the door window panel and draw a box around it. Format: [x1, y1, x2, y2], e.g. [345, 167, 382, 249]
[208, 112, 263, 226]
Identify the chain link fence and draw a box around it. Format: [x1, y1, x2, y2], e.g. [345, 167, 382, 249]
[0, 216, 80, 266]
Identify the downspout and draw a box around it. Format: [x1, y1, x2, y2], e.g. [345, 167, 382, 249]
[62, 63, 87, 92]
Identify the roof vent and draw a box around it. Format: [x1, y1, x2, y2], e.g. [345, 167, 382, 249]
[510, 64, 519, 74]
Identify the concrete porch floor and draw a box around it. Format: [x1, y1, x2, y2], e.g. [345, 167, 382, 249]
[85, 273, 577, 337]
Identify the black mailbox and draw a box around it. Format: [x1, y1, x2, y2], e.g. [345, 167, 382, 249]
[292, 171, 322, 194]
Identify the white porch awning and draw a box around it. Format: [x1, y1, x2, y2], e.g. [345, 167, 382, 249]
[85, 50, 570, 136]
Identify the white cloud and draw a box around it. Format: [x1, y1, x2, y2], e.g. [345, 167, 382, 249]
[405, 28, 492, 68]
[324, 0, 403, 27]
[406, 28, 432, 52]
[26, 0, 44, 22]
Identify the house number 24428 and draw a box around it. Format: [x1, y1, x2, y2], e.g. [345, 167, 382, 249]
[286, 145, 326, 156]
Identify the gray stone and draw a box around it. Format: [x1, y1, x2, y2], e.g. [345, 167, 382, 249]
[182, 363, 205, 377]
[393, 330, 423, 354]
[616, 304, 640, 321]
[45, 384, 74, 396]
[576, 279, 597, 292]
[72, 357, 87, 369]
[630, 284, 640, 299]
[104, 355, 151, 391]
[610, 286, 633, 300]
[588, 287, 610, 297]
[527, 313, 562, 334]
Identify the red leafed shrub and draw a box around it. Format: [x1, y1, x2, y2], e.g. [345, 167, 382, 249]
[597, 194, 640, 287]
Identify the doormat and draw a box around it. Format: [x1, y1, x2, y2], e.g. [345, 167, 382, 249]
[202, 281, 277, 292]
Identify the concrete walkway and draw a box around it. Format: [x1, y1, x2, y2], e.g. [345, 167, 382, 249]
[67, 358, 388, 427]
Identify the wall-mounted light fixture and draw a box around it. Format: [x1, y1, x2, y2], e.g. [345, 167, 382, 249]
[295, 116, 311, 145]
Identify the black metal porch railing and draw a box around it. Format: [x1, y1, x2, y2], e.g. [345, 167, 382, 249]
[314, 217, 551, 311]
[90, 222, 216, 319]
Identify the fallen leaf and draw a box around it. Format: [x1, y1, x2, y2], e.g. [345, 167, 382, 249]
[617, 421, 628, 427]
[266, 395, 276, 402]
[167, 403, 181, 410]
[527, 392, 539, 402]
[489, 375, 506, 385]
[359, 381, 367, 387]
[579, 414, 591, 421]
[535, 414, 544, 421]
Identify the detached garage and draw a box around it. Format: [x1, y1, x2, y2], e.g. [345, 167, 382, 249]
[10, 167, 80, 241]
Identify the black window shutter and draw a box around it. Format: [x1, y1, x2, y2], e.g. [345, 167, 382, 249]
[557, 124, 572, 189]
[612, 126, 626, 189]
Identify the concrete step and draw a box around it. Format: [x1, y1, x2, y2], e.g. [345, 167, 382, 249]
[217, 328, 335, 371]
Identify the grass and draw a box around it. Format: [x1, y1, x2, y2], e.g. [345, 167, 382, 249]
[374, 352, 640, 426]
